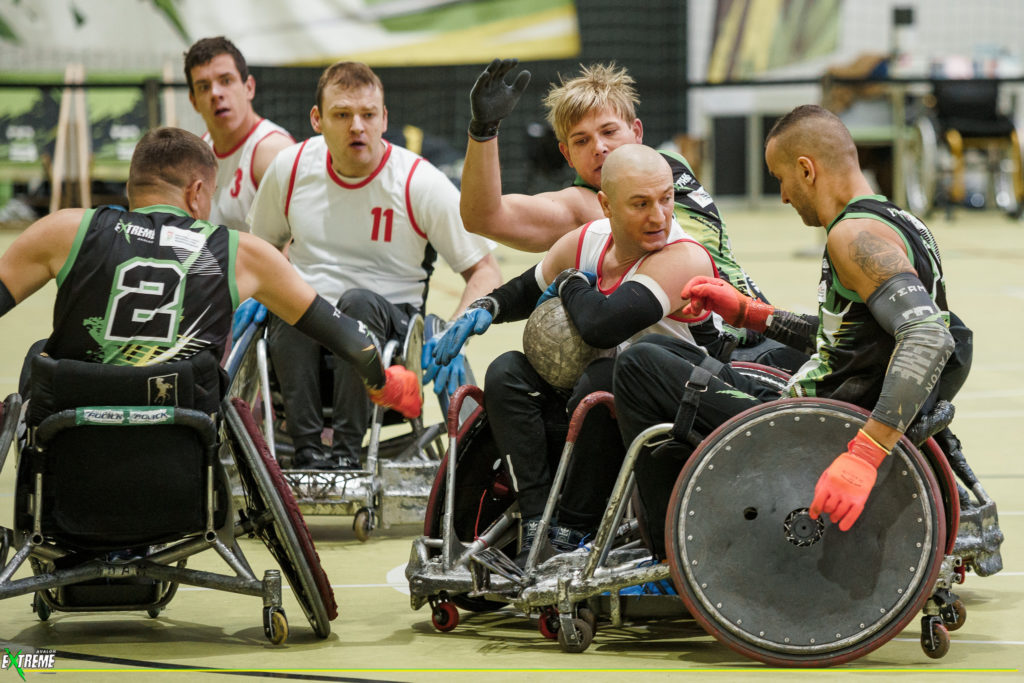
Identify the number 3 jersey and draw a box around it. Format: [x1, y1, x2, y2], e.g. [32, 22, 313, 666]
[44, 205, 239, 365]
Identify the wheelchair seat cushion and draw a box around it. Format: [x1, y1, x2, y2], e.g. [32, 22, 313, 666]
[27, 350, 223, 425]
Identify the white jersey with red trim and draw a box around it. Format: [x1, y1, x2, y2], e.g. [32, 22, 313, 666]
[248, 136, 491, 308]
[203, 118, 291, 232]
[574, 218, 714, 351]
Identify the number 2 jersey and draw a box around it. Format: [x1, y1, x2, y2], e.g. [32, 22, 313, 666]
[44, 205, 238, 365]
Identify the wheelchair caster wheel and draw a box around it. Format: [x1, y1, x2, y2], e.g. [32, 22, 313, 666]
[353, 507, 374, 543]
[147, 606, 162, 619]
[33, 593, 50, 621]
[940, 598, 966, 631]
[538, 606, 559, 640]
[577, 606, 597, 636]
[557, 617, 593, 653]
[921, 616, 950, 659]
[431, 601, 459, 632]
[264, 606, 289, 645]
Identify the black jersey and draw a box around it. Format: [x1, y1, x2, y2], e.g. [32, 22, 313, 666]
[573, 149, 767, 302]
[787, 195, 950, 407]
[44, 205, 239, 365]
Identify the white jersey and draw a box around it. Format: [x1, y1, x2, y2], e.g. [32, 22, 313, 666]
[249, 136, 491, 308]
[573, 218, 714, 351]
[203, 118, 292, 232]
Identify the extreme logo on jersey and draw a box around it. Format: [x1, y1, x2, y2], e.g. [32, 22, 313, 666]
[673, 172, 694, 192]
[115, 219, 156, 243]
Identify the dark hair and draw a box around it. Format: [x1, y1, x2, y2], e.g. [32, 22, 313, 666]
[766, 104, 840, 146]
[315, 61, 384, 110]
[184, 36, 249, 93]
[128, 127, 217, 197]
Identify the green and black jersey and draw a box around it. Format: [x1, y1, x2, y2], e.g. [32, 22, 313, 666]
[44, 205, 239, 365]
[787, 195, 950, 406]
[573, 149, 767, 302]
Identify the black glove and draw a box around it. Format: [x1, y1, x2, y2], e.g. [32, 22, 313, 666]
[469, 58, 531, 142]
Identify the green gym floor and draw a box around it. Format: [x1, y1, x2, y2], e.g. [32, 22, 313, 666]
[0, 205, 1021, 681]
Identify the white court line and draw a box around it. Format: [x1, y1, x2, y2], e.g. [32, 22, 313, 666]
[894, 637, 1024, 645]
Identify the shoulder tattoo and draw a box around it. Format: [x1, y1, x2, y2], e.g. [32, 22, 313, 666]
[848, 230, 906, 285]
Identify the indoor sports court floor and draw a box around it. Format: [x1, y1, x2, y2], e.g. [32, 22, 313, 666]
[0, 204, 1020, 681]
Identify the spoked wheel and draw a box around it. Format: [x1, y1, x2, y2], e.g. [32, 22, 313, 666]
[666, 398, 946, 667]
[225, 398, 338, 639]
[0, 393, 23, 474]
[903, 116, 941, 217]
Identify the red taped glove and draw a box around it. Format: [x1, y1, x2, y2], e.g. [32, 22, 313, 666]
[680, 276, 774, 332]
[368, 365, 422, 419]
[809, 430, 889, 531]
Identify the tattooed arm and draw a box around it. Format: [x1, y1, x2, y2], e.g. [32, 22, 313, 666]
[826, 217, 953, 448]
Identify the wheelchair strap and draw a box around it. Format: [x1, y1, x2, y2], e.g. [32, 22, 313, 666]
[670, 355, 725, 447]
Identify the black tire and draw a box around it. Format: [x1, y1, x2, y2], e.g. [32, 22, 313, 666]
[225, 398, 337, 638]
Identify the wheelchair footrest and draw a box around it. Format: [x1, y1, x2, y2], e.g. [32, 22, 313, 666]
[954, 495, 1004, 577]
[60, 576, 163, 608]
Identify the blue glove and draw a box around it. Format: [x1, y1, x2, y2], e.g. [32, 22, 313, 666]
[536, 269, 597, 307]
[422, 335, 442, 385]
[433, 352, 468, 399]
[232, 298, 267, 341]
[432, 308, 492, 365]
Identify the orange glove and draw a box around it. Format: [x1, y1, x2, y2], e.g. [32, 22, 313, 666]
[681, 276, 774, 332]
[368, 365, 422, 419]
[809, 430, 889, 531]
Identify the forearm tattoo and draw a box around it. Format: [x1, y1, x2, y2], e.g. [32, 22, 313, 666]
[849, 230, 907, 285]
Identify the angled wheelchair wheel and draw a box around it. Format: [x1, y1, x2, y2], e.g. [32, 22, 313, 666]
[0, 393, 22, 474]
[904, 115, 941, 217]
[224, 398, 338, 638]
[423, 404, 514, 612]
[665, 398, 946, 667]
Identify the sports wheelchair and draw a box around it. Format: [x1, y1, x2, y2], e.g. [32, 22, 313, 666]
[405, 363, 1003, 666]
[224, 313, 449, 541]
[0, 351, 336, 644]
[903, 78, 1024, 218]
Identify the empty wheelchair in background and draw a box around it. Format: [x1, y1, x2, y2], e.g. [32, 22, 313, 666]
[0, 352, 336, 644]
[903, 78, 1024, 218]
[407, 365, 1003, 665]
[225, 313, 449, 541]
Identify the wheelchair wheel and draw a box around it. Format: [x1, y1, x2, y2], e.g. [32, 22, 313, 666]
[0, 393, 22, 474]
[423, 408, 514, 613]
[224, 398, 338, 638]
[904, 116, 941, 216]
[665, 398, 946, 667]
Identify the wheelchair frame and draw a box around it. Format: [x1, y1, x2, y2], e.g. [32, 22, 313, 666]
[405, 371, 1004, 664]
[0, 389, 336, 645]
[224, 313, 446, 541]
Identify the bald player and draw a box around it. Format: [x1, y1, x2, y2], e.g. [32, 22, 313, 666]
[613, 105, 966, 556]
[429, 144, 720, 566]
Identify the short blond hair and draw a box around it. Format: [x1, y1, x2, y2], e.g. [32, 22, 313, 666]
[542, 63, 638, 143]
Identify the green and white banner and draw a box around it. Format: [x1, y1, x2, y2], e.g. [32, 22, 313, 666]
[0, 0, 580, 67]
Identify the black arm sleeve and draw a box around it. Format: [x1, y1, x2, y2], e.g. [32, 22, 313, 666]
[292, 295, 386, 390]
[0, 278, 14, 318]
[559, 278, 664, 348]
[487, 264, 544, 324]
[764, 309, 818, 355]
